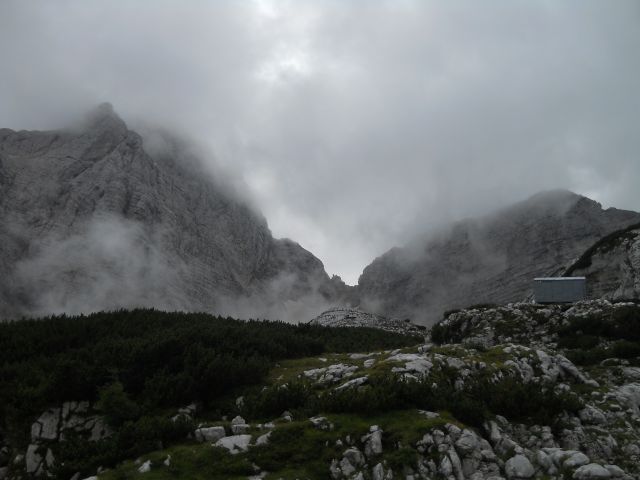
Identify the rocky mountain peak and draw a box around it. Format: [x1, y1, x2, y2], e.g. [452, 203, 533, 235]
[0, 104, 340, 320]
[357, 190, 640, 324]
[79, 101, 128, 139]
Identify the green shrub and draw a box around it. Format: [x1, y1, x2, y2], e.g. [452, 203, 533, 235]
[98, 382, 140, 427]
[247, 424, 332, 477]
[385, 447, 418, 471]
[0, 309, 418, 474]
[243, 380, 316, 419]
[557, 306, 640, 365]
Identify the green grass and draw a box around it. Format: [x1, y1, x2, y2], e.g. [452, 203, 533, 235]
[99, 443, 254, 480]
[98, 409, 465, 480]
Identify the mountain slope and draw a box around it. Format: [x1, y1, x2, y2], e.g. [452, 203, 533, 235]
[357, 190, 640, 324]
[565, 223, 640, 300]
[0, 103, 339, 320]
[7, 301, 640, 479]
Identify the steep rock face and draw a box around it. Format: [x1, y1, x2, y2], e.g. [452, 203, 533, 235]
[0, 104, 337, 319]
[358, 190, 640, 324]
[566, 224, 640, 301]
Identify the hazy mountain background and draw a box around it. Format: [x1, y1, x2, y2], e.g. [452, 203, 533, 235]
[0, 104, 345, 321]
[1, 1, 639, 285]
[2, 105, 639, 324]
[358, 190, 640, 323]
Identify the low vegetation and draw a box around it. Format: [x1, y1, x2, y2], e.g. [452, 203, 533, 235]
[241, 369, 582, 430]
[0, 309, 419, 476]
[556, 304, 640, 365]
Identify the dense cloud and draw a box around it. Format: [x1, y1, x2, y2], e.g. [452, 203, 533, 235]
[1, 0, 639, 284]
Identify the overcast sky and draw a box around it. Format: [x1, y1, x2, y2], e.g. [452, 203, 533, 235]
[1, 0, 639, 284]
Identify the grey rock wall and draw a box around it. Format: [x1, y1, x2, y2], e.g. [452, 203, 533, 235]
[568, 227, 640, 301]
[0, 104, 339, 320]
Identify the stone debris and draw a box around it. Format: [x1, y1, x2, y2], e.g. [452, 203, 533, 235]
[137, 460, 151, 473]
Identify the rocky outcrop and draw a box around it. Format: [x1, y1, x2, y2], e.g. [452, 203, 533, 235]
[566, 225, 640, 301]
[309, 307, 425, 335]
[357, 190, 640, 324]
[13, 402, 111, 477]
[0, 104, 343, 320]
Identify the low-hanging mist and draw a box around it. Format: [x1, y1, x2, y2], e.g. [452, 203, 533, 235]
[0, 105, 344, 323]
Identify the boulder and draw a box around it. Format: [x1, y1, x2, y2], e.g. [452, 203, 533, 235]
[329, 459, 341, 479]
[309, 416, 332, 430]
[563, 452, 590, 469]
[230, 415, 250, 434]
[339, 457, 356, 476]
[603, 465, 624, 478]
[256, 432, 271, 446]
[215, 435, 252, 454]
[194, 426, 226, 443]
[342, 448, 365, 467]
[88, 417, 111, 441]
[438, 455, 453, 477]
[231, 415, 246, 425]
[138, 460, 151, 473]
[504, 454, 535, 479]
[448, 447, 465, 480]
[455, 429, 480, 454]
[335, 376, 368, 391]
[579, 406, 607, 425]
[25, 444, 43, 475]
[363, 429, 383, 457]
[231, 423, 250, 435]
[372, 463, 385, 480]
[31, 409, 60, 441]
[573, 464, 612, 480]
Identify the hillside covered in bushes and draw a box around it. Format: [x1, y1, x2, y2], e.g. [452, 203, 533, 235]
[0, 309, 420, 478]
[3, 302, 640, 479]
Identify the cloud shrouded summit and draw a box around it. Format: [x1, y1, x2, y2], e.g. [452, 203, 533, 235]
[1, 0, 639, 284]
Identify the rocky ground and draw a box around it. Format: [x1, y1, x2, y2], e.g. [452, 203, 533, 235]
[2, 300, 640, 479]
[309, 308, 426, 336]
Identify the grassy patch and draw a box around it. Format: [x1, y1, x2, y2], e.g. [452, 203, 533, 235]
[99, 443, 254, 480]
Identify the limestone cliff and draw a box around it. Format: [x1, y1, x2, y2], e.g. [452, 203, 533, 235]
[0, 104, 338, 320]
[565, 223, 640, 301]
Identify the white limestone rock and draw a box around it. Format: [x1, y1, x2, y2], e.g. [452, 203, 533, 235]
[504, 454, 535, 479]
[573, 463, 612, 480]
[138, 460, 151, 473]
[214, 435, 253, 455]
[194, 426, 226, 443]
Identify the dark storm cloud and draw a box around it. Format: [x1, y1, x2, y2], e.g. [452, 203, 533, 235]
[1, 0, 639, 284]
